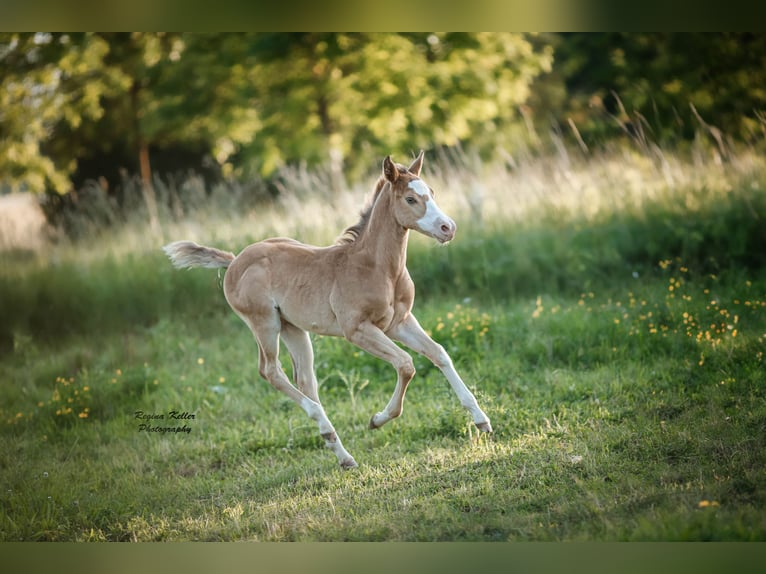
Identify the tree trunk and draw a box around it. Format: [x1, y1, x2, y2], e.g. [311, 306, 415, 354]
[138, 139, 161, 236]
[132, 80, 160, 236]
[317, 92, 345, 194]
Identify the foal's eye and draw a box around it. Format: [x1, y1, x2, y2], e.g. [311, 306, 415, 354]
[405, 196, 417, 205]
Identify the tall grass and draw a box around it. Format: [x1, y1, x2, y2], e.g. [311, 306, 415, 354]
[3, 137, 764, 346]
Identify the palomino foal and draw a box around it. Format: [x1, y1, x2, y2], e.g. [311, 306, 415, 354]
[163, 153, 492, 468]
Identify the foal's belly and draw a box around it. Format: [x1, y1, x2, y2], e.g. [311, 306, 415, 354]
[278, 298, 345, 338]
[279, 298, 404, 339]
[304, 318, 345, 338]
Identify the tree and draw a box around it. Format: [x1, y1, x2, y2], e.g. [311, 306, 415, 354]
[0, 33, 127, 194]
[239, 33, 553, 180]
[549, 33, 766, 145]
[1, 33, 258, 195]
[1, 33, 553, 196]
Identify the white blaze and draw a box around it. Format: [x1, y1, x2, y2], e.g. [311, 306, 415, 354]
[408, 179, 430, 197]
[408, 179, 455, 239]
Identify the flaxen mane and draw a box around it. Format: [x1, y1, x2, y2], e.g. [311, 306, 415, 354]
[335, 163, 413, 245]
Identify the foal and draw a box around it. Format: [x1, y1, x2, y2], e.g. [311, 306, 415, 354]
[163, 152, 492, 468]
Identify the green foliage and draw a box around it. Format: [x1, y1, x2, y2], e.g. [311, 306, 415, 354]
[215, 32, 553, 179]
[1, 32, 552, 193]
[0, 33, 127, 193]
[550, 33, 766, 145]
[3, 32, 766, 202]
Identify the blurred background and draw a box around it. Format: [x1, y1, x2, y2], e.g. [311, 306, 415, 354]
[1, 32, 764, 246]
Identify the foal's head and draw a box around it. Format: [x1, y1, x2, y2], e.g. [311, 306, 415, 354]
[383, 152, 457, 244]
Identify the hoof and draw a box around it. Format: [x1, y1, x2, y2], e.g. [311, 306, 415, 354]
[340, 457, 358, 470]
[368, 413, 382, 430]
[475, 421, 493, 433]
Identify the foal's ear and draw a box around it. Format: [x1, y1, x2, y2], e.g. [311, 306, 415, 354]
[383, 155, 399, 182]
[408, 150, 424, 177]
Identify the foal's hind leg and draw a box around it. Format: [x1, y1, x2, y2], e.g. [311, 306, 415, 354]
[240, 313, 357, 469]
[280, 321, 321, 404]
[390, 314, 492, 433]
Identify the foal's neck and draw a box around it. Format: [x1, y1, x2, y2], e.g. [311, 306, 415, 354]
[354, 188, 409, 278]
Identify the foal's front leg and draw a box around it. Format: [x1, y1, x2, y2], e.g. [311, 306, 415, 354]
[390, 314, 492, 433]
[342, 320, 417, 429]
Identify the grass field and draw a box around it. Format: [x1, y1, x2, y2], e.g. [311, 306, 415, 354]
[1, 144, 765, 541]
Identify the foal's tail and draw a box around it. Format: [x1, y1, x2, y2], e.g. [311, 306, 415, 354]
[162, 240, 236, 269]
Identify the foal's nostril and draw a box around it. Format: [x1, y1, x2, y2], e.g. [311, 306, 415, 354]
[441, 223, 451, 233]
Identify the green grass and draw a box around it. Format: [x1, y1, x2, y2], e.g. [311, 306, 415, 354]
[2, 265, 764, 541]
[1, 146, 766, 541]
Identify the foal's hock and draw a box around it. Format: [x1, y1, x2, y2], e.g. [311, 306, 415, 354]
[163, 152, 492, 468]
